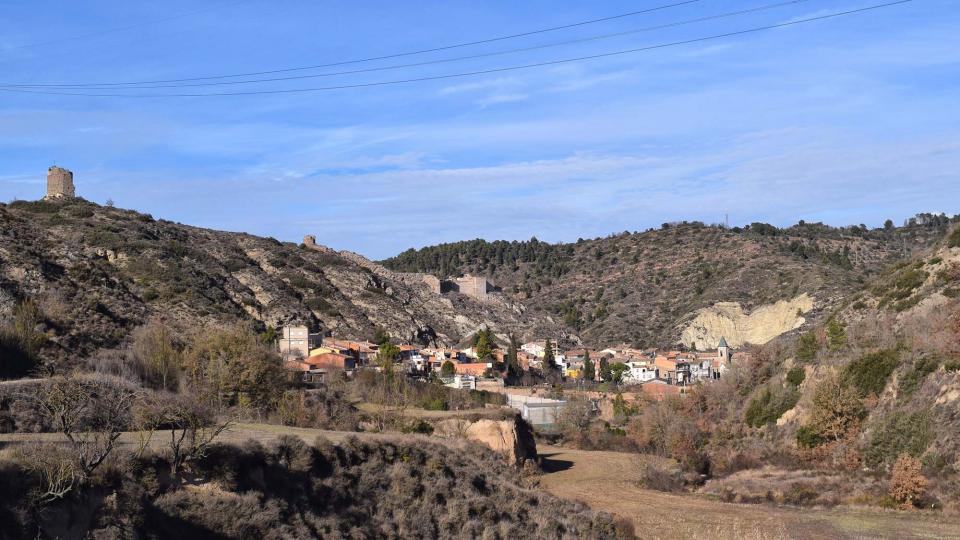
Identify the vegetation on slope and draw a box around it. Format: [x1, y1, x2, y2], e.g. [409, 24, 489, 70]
[384, 216, 956, 346]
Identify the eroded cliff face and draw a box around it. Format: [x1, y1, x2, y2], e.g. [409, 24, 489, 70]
[680, 294, 814, 350]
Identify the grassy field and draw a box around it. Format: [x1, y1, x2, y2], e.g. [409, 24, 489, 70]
[537, 445, 960, 540]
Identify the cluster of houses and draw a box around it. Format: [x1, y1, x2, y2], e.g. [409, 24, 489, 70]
[276, 325, 740, 396]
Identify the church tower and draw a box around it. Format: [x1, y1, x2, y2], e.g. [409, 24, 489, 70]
[717, 336, 732, 364]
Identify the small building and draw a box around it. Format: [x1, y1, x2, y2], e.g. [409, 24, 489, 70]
[454, 362, 492, 377]
[279, 325, 322, 360]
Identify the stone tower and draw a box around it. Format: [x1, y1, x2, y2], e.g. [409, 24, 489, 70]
[717, 336, 732, 364]
[45, 166, 76, 199]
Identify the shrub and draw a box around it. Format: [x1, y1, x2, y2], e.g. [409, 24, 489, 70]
[796, 425, 826, 449]
[865, 412, 934, 469]
[785, 367, 806, 387]
[948, 226, 960, 248]
[844, 349, 899, 397]
[402, 419, 434, 435]
[638, 463, 683, 492]
[783, 483, 820, 506]
[805, 373, 864, 443]
[889, 454, 928, 508]
[745, 386, 799, 428]
[795, 332, 820, 361]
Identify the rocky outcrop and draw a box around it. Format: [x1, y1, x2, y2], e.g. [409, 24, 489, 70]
[434, 415, 537, 467]
[680, 294, 814, 350]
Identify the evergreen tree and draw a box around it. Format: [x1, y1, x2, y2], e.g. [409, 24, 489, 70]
[506, 333, 520, 379]
[599, 357, 611, 382]
[543, 339, 556, 371]
[583, 351, 595, 381]
[827, 318, 847, 351]
[475, 328, 493, 360]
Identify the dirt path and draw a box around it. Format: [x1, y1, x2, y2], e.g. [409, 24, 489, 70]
[537, 445, 960, 540]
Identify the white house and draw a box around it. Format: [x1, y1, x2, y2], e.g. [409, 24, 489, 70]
[521, 342, 546, 358]
[624, 362, 659, 384]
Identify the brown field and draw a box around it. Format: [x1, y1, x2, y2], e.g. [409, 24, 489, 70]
[537, 444, 960, 540]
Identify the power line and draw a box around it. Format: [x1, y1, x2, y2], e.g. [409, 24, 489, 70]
[0, 0, 914, 98]
[3, 0, 812, 90]
[5, 0, 252, 51]
[3, 0, 705, 87]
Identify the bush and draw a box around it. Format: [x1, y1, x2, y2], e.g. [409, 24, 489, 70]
[844, 349, 899, 397]
[795, 332, 820, 361]
[785, 367, 806, 387]
[783, 483, 820, 506]
[889, 454, 928, 508]
[744, 386, 799, 428]
[796, 425, 826, 449]
[948, 226, 960, 248]
[865, 412, 934, 469]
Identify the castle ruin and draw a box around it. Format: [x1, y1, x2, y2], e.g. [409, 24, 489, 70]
[422, 274, 498, 301]
[45, 166, 76, 200]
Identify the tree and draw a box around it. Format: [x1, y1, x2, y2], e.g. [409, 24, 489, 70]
[377, 341, 401, 369]
[506, 333, 521, 379]
[543, 339, 556, 370]
[599, 357, 612, 382]
[808, 373, 864, 442]
[889, 453, 928, 508]
[826, 318, 847, 351]
[131, 321, 180, 391]
[609, 363, 629, 385]
[440, 360, 456, 377]
[583, 351, 595, 381]
[884, 219, 894, 230]
[134, 391, 232, 484]
[0, 299, 46, 379]
[796, 331, 820, 361]
[373, 327, 391, 347]
[181, 323, 286, 412]
[31, 374, 138, 493]
[475, 328, 493, 360]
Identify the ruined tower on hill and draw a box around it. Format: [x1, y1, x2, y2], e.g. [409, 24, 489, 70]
[45, 166, 76, 200]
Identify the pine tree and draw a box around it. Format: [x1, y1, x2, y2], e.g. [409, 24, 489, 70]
[583, 351, 595, 381]
[827, 318, 847, 351]
[544, 339, 556, 370]
[475, 328, 493, 360]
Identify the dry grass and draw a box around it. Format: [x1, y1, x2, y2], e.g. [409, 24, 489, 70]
[537, 444, 960, 540]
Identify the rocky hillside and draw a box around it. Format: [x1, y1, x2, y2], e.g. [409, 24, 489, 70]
[383, 217, 957, 348]
[0, 198, 569, 366]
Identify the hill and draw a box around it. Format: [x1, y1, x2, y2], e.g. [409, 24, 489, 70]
[382, 216, 957, 348]
[0, 198, 568, 368]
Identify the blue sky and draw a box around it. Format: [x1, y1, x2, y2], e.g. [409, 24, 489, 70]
[1, 0, 957, 259]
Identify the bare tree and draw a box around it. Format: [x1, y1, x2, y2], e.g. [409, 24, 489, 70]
[134, 391, 232, 484]
[14, 443, 81, 504]
[131, 321, 180, 391]
[32, 374, 137, 479]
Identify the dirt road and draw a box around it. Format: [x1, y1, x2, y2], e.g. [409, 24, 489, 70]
[537, 445, 960, 540]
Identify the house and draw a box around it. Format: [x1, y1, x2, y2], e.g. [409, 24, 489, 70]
[446, 374, 477, 390]
[285, 352, 356, 383]
[521, 341, 546, 358]
[279, 325, 322, 360]
[623, 362, 659, 384]
[454, 362, 492, 377]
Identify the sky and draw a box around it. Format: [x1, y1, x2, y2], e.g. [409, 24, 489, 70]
[0, 0, 958, 259]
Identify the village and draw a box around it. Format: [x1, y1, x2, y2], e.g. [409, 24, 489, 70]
[277, 323, 744, 426]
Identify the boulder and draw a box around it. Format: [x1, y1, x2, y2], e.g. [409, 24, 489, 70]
[435, 415, 537, 467]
